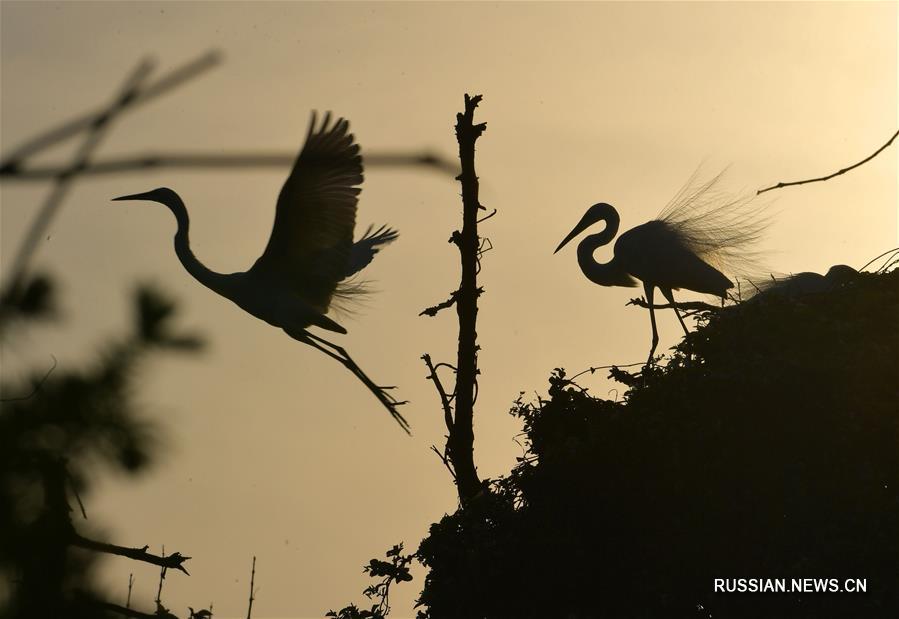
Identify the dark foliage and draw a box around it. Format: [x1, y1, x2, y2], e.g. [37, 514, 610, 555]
[0, 280, 203, 619]
[327, 544, 414, 619]
[415, 270, 898, 618]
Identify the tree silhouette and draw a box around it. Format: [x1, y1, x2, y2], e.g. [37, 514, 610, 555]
[1, 279, 203, 619]
[415, 268, 898, 618]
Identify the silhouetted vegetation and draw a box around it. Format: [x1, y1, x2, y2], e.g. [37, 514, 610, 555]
[0, 278, 203, 619]
[414, 269, 898, 618]
[326, 545, 414, 619]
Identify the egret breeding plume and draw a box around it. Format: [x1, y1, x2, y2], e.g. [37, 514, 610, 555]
[554, 171, 767, 364]
[113, 112, 410, 433]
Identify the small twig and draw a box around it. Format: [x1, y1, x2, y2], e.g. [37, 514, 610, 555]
[0, 354, 57, 402]
[126, 574, 134, 609]
[477, 208, 498, 224]
[430, 445, 457, 481]
[0, 150, 458, 180]
[64, 466, 88, 520]
[155, 547, 167, 607]
[422, 354, 454, 432]
[858, 246, 899, 272]
[246, 556, 256, 619]
[419, 290, 458, 317]
[757, 129, 898, 195]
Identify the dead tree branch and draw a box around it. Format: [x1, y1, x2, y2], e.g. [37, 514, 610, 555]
[420, 291, 459, 317]
[421, 94, 488, 503]
[757, 129, 898, 195]
[626, 297, 721, 312]
[70, 534, 191, 575]
[422, 354, 454, 432]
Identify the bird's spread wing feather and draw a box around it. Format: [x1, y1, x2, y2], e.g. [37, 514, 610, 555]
[250, 112, 362, 312]
[346, 225, 399, 278]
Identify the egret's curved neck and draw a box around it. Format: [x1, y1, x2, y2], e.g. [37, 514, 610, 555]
[576, 207, 629, 287]
[164, 196, 229, 294]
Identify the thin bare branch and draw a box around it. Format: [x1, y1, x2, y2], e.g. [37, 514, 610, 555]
[0, 355, 57, 402]
[627, 297, 721, 312]
[430, 444, 457, 481]
[246, 556, 257, 619]
[422, 354, 454, 432]
[757, 129, 898, 195]
[0, 150, 458, 180]
[859, 246, 899, 272]
[477, 208, 498, 224]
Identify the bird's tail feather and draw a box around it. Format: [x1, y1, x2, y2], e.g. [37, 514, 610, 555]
[328, 277, 374, 318]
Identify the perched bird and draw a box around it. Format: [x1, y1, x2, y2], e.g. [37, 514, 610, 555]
[554, 171, 766, 363]
[113, 112, 409, 432]
[747, 264, 858, 300]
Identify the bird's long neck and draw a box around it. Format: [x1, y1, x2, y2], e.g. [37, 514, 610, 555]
[165, 197, 230, 294]
[576, 208, 630, 287]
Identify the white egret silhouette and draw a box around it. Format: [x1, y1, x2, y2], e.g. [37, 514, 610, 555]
[113, 112, 409, 432]
[554, 171, 766, 363]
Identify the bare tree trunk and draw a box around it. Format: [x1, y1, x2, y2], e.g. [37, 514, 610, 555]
[450, 95, 486, 502]
[421, 94, 488, 503]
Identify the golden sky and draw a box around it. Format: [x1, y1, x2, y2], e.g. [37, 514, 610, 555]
[1, 2, 896, 617]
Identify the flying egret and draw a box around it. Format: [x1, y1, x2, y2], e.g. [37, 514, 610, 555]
[113, 112, 409, 433]
[554, 171, 766, 364]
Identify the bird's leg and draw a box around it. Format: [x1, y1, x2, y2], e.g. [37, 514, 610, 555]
[300, 331, 411, 434]
[661, 288, 690, 338]
[644, 282, 659, 367]
[661, 287, 692, 363]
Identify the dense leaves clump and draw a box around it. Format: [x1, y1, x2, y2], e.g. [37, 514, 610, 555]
[416, 270, 898, 618]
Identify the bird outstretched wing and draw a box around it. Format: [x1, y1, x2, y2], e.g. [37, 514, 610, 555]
[346, 225, 399, 278]
[250, 112, 362, 313]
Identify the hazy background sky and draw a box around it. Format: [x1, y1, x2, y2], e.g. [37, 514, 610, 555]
[2, 2, 896, 617]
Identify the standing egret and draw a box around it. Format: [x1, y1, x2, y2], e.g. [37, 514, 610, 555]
[554, 171, 766, 364]
[113, 112, 409, 433]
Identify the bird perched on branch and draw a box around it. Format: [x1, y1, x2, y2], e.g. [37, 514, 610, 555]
[554, 171, 767, 364]
[113, 112, 409, 432]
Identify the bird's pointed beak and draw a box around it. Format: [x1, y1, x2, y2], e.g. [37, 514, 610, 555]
[112, 190, 155, 202]
[554, 214, 594, 254]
